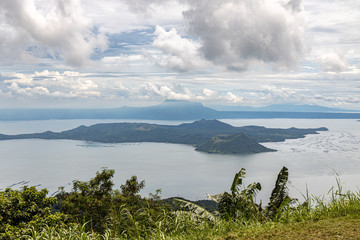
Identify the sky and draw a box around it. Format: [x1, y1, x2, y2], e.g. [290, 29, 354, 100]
[0, 0, 359, 109]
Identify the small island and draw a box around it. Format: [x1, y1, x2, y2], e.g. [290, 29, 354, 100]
[0, 119, 328, 154]
[195, 133, 276, 154]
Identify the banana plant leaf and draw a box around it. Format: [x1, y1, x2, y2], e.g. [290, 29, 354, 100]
[173, 198, 217, 222]
[267, 166, 291, 218]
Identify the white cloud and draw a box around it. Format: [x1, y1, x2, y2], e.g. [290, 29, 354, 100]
[139, 82, 193, 100]
[224, 92, 245, 103]
[202, 88, 217, 98]
[151, 26, 210, 72]
[138, 82, 248, 104]
[7, 82, 51, 97]
[3, 70, 101, 99]
[125, 0, 307, 72]
[182, 0, 307, 71]
[0, 0, 107, 67]
[320, 52, 348, 73]
[7, 74, 35, 86]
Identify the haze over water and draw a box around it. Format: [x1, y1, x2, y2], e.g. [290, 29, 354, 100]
[0, 118, 359, 202]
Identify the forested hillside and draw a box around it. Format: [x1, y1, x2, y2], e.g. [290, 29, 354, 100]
[0, 119, 327, 154]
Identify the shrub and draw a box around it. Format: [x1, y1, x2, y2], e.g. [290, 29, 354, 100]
[0, 186, 66, 239]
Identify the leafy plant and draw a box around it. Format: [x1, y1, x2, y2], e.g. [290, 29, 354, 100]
[0, 186, 66, 239]
[172, 198, 216, 222]
[208, 167, 292, 221]
[208, 168, 262, 220]
[266, 166, 292, 219]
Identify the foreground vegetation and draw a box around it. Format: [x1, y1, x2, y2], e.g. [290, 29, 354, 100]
[1, 167, 360, 239]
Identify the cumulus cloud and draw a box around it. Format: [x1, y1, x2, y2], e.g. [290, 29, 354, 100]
[0, 0, 107, 66]
[127, 0, 307, 71]
[139, 82, 193, 100]
[202, 88, 217, 98]
[137, 82, 248, 104]
[3, 70, 101, 98]
[224, 92, 245, 103]
[151, 26, 210, 72]
[7, 82, 52, 97]
[183, 0, 307, 71]
[257, 85, 304, 104]
[320, 52, 348, 73]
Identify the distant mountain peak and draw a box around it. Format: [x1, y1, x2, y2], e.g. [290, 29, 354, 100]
[210, 103, 356, 112]
[163, 99, 190, 103]
[160, 99, 204, 107]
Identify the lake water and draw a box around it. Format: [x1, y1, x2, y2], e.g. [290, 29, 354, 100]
[0, 118, 359, 203]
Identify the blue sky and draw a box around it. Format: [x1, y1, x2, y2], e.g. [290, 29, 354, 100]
[0, 0, 359, 109]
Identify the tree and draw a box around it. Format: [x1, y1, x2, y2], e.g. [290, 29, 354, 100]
[59, 168, 115, 232]
[58, 169, 166, 237]
[0, 186, 65, 239]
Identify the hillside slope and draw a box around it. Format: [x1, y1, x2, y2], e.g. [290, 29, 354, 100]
[195, 133, 275, 154]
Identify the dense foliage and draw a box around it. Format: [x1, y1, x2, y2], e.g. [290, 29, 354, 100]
[0, 169, 169, 239]
[1, 167, 360, 239]
[58, 169, 167, 237]
[0, 186, 66, 239]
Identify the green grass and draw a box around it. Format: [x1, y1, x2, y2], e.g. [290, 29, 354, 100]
[21, 189, 360, 240]
[20, 216, 360, 240]
[5, 171, 360, 240]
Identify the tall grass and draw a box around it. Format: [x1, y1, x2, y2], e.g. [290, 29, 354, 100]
[21, 176, 360, 240]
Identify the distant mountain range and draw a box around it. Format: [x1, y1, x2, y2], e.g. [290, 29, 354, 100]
[0, 100, 359, 121]
[0, 119, 328, 154]
[209, 103, 358, 112]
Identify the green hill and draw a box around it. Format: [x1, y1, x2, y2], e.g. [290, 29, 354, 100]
[195, 133, 275, 154]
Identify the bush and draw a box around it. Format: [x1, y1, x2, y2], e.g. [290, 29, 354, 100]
[58, 168, 169, 237]
[0, 186, 66, 239]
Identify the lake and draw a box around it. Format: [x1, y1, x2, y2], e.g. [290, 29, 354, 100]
[0, 118, 359, 203]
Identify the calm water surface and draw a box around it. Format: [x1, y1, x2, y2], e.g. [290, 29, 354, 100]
[0, 118, 359, 202]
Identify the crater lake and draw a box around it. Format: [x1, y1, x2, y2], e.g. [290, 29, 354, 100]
[0, 118, 359, 203]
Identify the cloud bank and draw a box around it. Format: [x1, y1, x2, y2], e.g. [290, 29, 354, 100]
[0, 0, 107, 66]
[1, 69, 360, 109]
